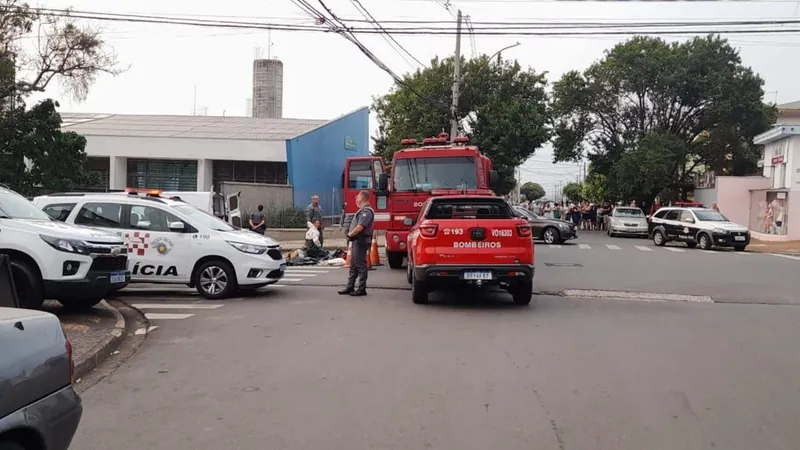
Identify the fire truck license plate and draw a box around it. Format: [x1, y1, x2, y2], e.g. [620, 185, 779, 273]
[464, 271, 492, 281]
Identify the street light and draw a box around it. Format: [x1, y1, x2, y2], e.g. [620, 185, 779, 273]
[490, 42, 521, 63]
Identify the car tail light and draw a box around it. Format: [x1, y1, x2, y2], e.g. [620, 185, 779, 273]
[65, 337, 74, 384]
[420, 224, 438, 237]
[516, 224, 532, 237]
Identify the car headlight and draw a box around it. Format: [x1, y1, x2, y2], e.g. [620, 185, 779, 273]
[226, 241, 268, 254]
[40, 235, 90, 255]
[712, 228, 729, 234]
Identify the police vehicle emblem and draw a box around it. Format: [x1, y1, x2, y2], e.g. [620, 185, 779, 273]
[151, 237, 174, 256]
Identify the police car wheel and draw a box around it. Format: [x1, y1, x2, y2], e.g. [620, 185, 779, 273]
[511, 282, 533, 306]
[195, 260, 237, 299]
[652, 230, 666, 246]
[8, 258, 44, 310]
[697, 234, 712, 250]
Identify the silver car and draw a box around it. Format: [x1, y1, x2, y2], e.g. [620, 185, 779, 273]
[607, 207, 649, 237]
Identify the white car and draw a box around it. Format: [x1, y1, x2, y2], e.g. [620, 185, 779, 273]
[33, 192, 286, 299]
[0, 185, 129, 310]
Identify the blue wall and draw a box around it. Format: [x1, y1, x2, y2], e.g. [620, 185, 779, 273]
[286, 107, 369, 215]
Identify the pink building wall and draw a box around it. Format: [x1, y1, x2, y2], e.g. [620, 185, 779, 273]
[715, 176, 770, 227]
[789, 194, 800, 240]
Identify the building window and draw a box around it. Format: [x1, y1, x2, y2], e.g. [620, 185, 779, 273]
[212, 160, 288, 185]
[84, 157, 110, 190]
[127, 159, 198, 191]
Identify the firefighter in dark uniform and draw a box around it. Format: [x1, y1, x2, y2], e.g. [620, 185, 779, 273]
[339, 190, 375, 297]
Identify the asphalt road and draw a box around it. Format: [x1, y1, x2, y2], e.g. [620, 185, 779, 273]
[352, 231, 799, 305]
[74, 284, 800, 450]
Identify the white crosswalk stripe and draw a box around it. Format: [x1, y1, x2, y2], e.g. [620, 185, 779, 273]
[549, 244, 561, 249]
[663, 247, 685, 252]
[144, 313, 195, 320]
[700, 250, 716, 254]
[634, 246, 653, 251]
[606, 244, 621, 250]
[578, 244, 591, 250]
[769, 253, 800, 261]
[132, 303, 223, 310]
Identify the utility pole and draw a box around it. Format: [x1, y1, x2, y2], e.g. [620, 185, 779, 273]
[450, 9, 463, 139]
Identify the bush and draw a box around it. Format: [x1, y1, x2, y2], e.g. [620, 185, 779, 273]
[263, 205, 306, 229]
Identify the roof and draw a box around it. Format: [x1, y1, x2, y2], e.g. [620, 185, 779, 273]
[778, 101, 800, 110]
[753, 125, 800, 145]
[59, 113, 329, 141]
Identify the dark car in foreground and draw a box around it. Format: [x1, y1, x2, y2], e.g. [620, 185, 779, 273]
[512, 206, 577, 244]
[0, 307, 82, 450]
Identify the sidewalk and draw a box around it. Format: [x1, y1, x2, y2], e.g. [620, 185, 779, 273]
[747, 238, 800, 255]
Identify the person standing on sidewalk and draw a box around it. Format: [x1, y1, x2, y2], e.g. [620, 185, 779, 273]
[249, 205, 267, 235]
[339, 190, 374, 297]
[305, 195, 324, 246]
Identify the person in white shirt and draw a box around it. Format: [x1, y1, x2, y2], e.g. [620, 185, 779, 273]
[305, 219, 328, 259]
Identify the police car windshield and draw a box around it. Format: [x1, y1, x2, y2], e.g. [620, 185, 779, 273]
[393, 157, 478, 192]
[172, 204, 235, 231]
[694, 210, 728, 222]
[613, 208, 644, 217]
[0, 189, 51, 220]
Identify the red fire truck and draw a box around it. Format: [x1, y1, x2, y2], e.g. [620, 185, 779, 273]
[341, 133, 498, 269]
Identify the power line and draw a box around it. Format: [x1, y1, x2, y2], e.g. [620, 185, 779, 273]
[11, 7, 800, 36]
[348, 0, 428, 68]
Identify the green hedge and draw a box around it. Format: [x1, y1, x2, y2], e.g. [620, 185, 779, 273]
[260, 205, 306, 229]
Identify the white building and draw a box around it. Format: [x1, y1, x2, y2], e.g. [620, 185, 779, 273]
[751, 123, 799, 239]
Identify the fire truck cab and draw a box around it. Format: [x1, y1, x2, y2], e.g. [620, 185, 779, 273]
[342, 133, 498, 269]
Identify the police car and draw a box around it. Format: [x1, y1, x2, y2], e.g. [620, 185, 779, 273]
[406, 195, 534, 305]
[648, 206, 750, 251]
[33, 190, 286, 299]
[0, 185, 129, 310]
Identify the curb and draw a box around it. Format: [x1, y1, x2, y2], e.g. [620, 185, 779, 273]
[73, 300, 126, 380]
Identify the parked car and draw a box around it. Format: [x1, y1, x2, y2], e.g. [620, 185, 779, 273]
[0, 307, 82, 450]
[606, 207, 649, 238]
[0, 185, 129, 310]
[648, 207, 750, 251]
[512, 206, 577, 244]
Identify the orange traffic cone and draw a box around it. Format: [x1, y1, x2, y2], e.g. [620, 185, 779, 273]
[344, 243, 352, 268]
[369, 239, 382, 267]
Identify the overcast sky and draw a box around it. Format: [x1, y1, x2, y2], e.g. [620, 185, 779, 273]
[24, 0, 800, 198]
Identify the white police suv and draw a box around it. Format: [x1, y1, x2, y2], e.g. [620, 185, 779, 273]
[648, 206, 750, 251]
[33, 191, 286, 299]
[0, 185, 129, 310]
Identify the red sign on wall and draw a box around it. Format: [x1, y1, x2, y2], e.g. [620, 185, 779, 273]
[772, 155, 785, 164]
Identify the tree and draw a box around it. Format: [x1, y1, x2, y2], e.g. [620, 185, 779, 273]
[373, 55, 550, 195]
[520, 181, 545, 202]
[1, 0, 122, 104]
[580, 172, 610, 204]
[551, 35, 775, 205]
[0, 1, 120, 193]
[561, 182, 583, 203]
[0, 100, 99, 196]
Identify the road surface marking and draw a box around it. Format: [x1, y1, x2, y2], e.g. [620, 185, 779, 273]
[562, 289, 713, 303]
[131, 304, 223, 310]
[606, 244, 621, 250]
[134, 326, 159, 335]
[578, 244, 591, 250]
[285, 269, 329, 274]
[548, 244, 561, 249]
[732, 251, 750, 255]
[279, 277, 305, 282]
[664, 247, 685, 252]
[269, 284, 287, 287]
[634, 246, 653, 251]
[700, 250, 716, 254]
[144, 313, 195, 320]
[769, 253, 800, 261]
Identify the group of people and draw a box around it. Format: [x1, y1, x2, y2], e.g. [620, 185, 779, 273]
[531, 200, 621, 231]
[247, 192, 376, 297]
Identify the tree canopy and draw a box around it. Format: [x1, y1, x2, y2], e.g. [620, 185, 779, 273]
[372, 55, 550, 195]
[561, 182, 583, 203]
[551, 35, 775, 205]
[0, 0, 119, 194]
[520, 181, 545, 202]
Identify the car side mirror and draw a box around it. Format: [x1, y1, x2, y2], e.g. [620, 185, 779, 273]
[168, 221, 185, 231]
[489, 170, 499, 189]
[377, 173, 389, 192]
[403, 217, 415, 226]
